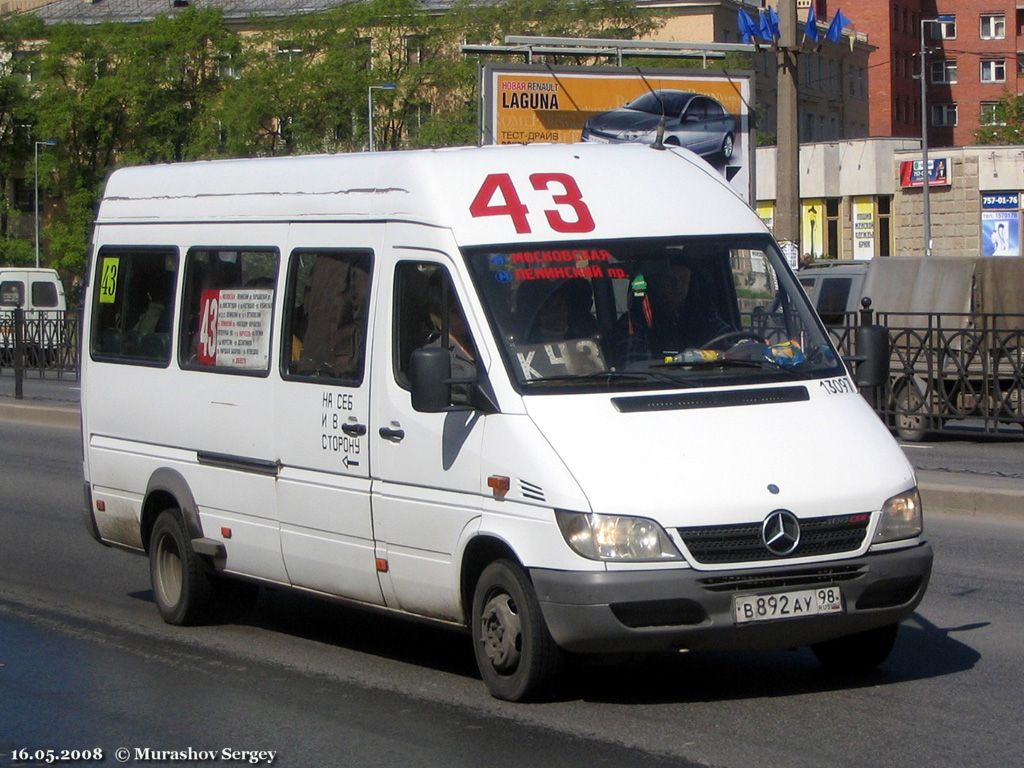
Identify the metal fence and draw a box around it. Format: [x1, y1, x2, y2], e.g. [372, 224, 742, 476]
[0, 310, 80, 379]
[834, 310, 1024, 440]
[4, 306, 1022, 439]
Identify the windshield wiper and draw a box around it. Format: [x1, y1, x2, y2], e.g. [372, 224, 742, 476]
[654, 357, 802, 376]
[521, 370, 691, 387]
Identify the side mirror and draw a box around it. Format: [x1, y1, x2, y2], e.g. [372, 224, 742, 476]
[410, 346, 452, 413]
[854, 324, 890, 389]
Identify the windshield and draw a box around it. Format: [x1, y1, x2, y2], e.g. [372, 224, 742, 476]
[463, 235, 845, 393]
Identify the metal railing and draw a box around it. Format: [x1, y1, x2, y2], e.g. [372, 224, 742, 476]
[831, 309, 1024, 439]
[0, 310, 80, 382]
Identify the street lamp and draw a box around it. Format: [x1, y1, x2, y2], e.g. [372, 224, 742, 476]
[34, 139, 58, 269]
[919, 15, 955, 257]
[808, 206, 818, 260]
[367, 83, 396, 152]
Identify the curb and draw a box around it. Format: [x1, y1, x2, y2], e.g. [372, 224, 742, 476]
[0, 401, 80, 429]
[917, 469, 1024, 522]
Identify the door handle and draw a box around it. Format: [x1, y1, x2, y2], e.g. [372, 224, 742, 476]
[378, 426, 405, 442]
[342, 423, 367, 437]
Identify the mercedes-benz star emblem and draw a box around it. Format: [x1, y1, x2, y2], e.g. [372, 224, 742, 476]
[761, 510, 801, 556]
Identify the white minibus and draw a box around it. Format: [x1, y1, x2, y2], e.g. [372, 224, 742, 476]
[82, 144, 932, 701]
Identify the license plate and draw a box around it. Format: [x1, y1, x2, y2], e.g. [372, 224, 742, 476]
[733, 587, 844, 624]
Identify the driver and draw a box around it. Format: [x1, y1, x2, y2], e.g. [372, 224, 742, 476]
[615, 261, 731, 363]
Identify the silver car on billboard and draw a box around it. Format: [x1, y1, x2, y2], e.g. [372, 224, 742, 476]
[581, 90, 736, 161]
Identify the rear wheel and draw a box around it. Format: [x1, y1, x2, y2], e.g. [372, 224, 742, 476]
[472, 559, 562, 702]
[812, 623, 899, 672]
[149, 509, 214, 625]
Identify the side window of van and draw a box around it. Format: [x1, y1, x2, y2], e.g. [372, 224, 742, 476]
[180, 248, 279, 374]
[31, 281, 59, 308]
[284, 250, 373, 384]
[393, 262, 477, 394]
[91, 249, 178, 365]
[1, 281, 24, 308]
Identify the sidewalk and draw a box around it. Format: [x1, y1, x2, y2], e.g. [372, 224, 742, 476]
[0, 372, 80, 428]
[2, 370, 1022, 522]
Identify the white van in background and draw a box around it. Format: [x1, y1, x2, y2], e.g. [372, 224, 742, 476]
[0, 267, 66, 315]
[0, 267, 67, 360]
[80, 144, 932, 701]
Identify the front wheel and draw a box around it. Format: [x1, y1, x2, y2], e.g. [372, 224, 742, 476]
[471, 560, 562, 702]
[812, 623, 899, 672]
[149, 509, 213, 625]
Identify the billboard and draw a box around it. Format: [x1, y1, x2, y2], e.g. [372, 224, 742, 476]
[852, 196, 876, 260]
[899, 157, 951, 188]
[481, 64, 755, 203]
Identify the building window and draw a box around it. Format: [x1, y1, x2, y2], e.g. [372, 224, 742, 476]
[930, 59, 957, 84]
[980, 102, 1004, 126]
[877, 197, 892, 257]
[980, 14, 1005, 40]
[275, 41, 303, 62]
[825, 198, 840, 259]
[405, 35, 424, 66]
[981, 59, 1006, 83]
[931, 103, 958, 127]
[931, 16, 956, 40]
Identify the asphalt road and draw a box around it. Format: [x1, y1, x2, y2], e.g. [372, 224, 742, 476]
[1, 420, 1023, 768]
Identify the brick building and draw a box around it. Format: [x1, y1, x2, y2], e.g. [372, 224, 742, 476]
[817, 0, 1023, 148]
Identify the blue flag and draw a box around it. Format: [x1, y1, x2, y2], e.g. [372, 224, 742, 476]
[826, 9, 852, 42]
[737, 8, 760, 44]
[759, 7, 780, 41]
[804, 4, 820, 43]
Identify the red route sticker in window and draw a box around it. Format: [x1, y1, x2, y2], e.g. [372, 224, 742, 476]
[197, 289, 219, 365]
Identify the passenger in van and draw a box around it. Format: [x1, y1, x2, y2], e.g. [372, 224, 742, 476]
[517, 279, 599, 343]
[614, 261, 730, 364]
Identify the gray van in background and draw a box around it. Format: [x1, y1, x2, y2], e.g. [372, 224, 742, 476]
[799, 257, 1024, 440]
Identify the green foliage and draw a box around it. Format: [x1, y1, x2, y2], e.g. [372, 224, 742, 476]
[975, 93, 1024, 145]
[42, 185, 93, 276]
[0, 236, 34, 266]
[1, 0, 662, 273]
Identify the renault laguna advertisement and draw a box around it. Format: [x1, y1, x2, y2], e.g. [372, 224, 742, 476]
[481, 64, 755, 203]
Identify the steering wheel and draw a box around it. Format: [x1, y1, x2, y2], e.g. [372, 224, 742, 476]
[702, 330, 767, 350]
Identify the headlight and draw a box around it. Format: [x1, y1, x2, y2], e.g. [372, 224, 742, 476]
[873, 487, 923, 544]
[555, 510, 682, 561]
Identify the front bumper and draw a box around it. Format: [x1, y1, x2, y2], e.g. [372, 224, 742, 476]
[530, 543, 933, 654]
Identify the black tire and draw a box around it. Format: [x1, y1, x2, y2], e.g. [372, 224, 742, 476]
[149, 509, 214, 626]
[471, 559, 563, 702]
[812, 623, 899, 672]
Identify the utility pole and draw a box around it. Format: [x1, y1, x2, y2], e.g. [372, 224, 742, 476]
[775, 0, 801, 269]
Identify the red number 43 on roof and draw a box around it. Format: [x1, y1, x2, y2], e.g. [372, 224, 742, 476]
[469, 173, 596, 235]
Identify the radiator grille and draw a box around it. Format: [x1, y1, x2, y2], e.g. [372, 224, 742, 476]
[679, 513, 870, 565]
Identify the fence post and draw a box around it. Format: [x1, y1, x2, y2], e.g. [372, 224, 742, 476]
[13, 306, 24, 400]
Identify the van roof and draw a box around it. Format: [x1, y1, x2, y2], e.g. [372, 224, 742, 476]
[97, 144, 765, 247]
[0, 267, 61, 275]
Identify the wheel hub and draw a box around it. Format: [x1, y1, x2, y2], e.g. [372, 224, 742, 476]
[480, 593, 521, 672]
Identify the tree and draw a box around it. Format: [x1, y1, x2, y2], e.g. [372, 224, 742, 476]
[975, 93, 1024, 145]
[0, 13, 44, 252]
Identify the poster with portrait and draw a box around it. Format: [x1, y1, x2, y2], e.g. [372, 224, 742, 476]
[981, 211, 1020, 257]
